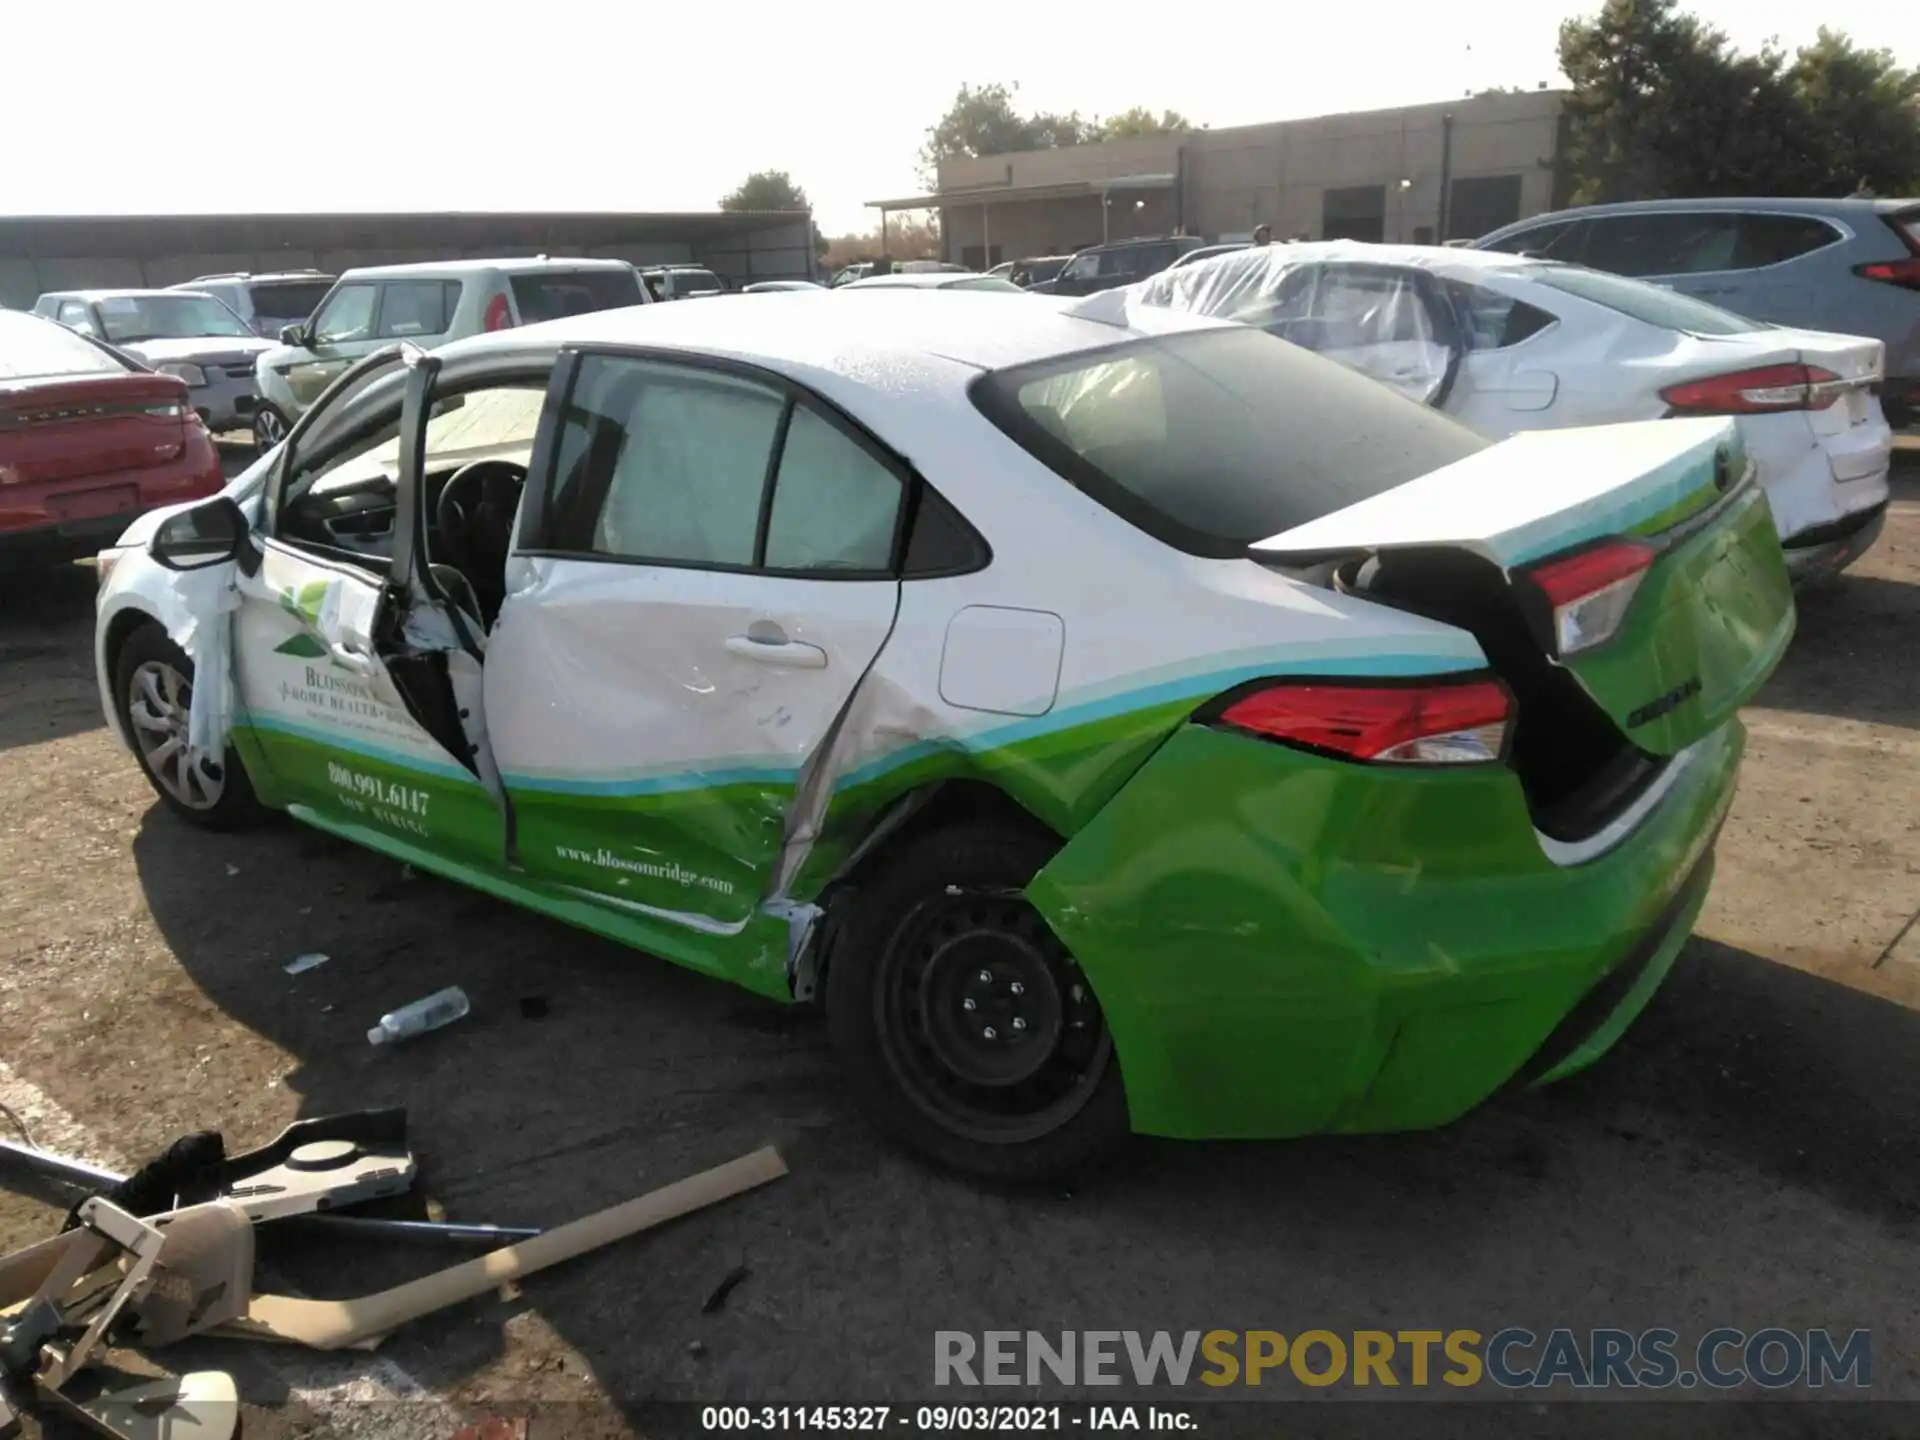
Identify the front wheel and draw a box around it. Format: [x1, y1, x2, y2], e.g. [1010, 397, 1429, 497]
[826, 823, 1129, 1180]
[252, 403, 289, 453]
[114, 624, 268, 831]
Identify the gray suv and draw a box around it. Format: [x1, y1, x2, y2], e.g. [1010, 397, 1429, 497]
[168, 271, 336, 339]
[1473, 197, 1920, 428]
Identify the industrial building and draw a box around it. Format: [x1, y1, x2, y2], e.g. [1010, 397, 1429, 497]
[868, 89, 1571, 267]
[0, 210, 816, 310]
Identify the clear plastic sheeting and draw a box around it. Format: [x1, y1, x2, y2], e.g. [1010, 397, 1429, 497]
[1127, 244, 1456, 405]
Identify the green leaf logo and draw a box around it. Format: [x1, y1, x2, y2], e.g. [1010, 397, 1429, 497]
[273, 633, 328, 658]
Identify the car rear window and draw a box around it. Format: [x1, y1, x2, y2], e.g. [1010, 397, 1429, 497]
[510, 269, 644, 322]
[247, 281, 332, 323]
[0, 311, 129, 380]
[1524, 265, 1764, 337]
[971, 327, 1486, 558]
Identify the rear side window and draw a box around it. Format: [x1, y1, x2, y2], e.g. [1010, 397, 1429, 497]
[1732, 214, 1841, 268]
[376, 280, 460, 339]
[509, 269, 643, 323]
[1100, 245, 1173, 279]
[1443, 280, 1558, 349]
[249, 281, 332, 324]
[1580, 212, 1742, 277]
[536, 354, 916, 575]
[0, 312, 127, 379]
[1525, 265, 1764, 337]
[972, 327, 1485, 558]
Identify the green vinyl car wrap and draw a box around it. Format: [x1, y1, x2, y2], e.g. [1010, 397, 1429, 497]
[94, 298, 1794, 1176]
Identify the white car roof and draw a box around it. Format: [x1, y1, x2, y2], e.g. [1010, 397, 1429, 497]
[336, 256, 636, 282]
[843, 272, 989, 289]
[445, 289, 1226, 377]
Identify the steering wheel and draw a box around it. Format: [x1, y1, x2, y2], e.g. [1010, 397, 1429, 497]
[433, 458, 527, 621]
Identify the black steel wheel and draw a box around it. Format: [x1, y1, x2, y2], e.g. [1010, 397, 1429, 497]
[826, 823, 1128, 1178]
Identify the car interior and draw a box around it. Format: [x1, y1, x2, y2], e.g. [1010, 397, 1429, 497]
[276, 383, 546, 627]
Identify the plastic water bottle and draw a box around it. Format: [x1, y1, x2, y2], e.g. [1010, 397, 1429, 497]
[367, 986, 471, 1046]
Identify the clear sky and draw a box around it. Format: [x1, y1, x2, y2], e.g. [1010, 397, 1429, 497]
[9, 0, 1914, 236]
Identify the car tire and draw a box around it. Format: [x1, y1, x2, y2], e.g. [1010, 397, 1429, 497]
[825, 822, 1130, 1181]
[114, 624, 269, 832]
[252, 403, 289, 453]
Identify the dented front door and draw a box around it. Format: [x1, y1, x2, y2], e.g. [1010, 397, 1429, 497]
[480, 349, 906, 929]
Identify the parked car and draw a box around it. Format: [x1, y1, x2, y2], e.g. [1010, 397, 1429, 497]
[641, 267, 726, 301]
[987, 262, 1016, 280]
[96, 293, 1791, 1176]
[252, 257, 648, 452]
[841, 273, 1026, 293]
[32, 289, 276, 437]
[1030, 236, 1213, 296]
[829, 261, 969, 287]
[1472, 197, 1920, 429]
[741, 280, 825, 293]
[1008, 255, 1072, 288]
[167, 271, 336, 339]
[1124, 243, 1894, 583]
[1, 310, 222, 562]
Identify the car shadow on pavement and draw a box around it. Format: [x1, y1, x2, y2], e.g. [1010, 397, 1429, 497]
[1762, 570, 1920, 730]
[0, 559, 109, 752]
[122, 803, 1920, 1414]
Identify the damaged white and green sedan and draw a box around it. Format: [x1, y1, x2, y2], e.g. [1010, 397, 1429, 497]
[95, 293, 1795, 1177]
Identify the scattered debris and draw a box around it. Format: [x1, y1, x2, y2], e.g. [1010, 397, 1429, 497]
[687, 1339, 707, 1357]
[206, 1146, 788, 1350]
[224, 863, 241, 878]
[497, 1280, 524, 1303]
[701, 1264, 752, 1314]
[517, 996, 549, 1021]
[367, 986, 471, 1046]
[284, 951, 329, 975]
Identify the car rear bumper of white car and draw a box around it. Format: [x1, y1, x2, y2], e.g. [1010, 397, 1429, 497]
[1779, 501, 1888, 584]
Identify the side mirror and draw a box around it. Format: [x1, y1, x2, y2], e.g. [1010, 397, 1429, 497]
[151, 497, 259, 574]
[278, 323, 307, 347]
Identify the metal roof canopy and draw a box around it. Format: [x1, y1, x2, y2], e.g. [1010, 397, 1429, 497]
[865, 174, 1177, 212]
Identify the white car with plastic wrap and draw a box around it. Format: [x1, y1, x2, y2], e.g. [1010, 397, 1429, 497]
[1120, 242, 1893, 583]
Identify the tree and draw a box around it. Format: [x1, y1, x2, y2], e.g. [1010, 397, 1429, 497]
[821, 214, 942, 269]
[1789, 28, 1920, 195]
[1096, 107, 1193, 140]
[918, 83, 1097, 185]
[719, 170, 811, 212]
[1556, 0, 1920, 202]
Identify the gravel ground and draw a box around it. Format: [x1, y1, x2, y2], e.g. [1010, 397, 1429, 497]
[1, 450, 1917, 1439]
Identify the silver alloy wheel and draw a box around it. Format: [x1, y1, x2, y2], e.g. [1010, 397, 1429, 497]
[127, 659, 224, 810]
[254, 406, 287, 450]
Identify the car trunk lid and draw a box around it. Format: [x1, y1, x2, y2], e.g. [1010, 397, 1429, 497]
[0, 372, 194, 487]
[1254, 416, 1794, 773]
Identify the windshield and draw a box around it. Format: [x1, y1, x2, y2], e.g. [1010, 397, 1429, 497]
[97, 294, 252, 344]
[510, 269, 644, 322]
[0, 312, 129, 380]
[247, 281, 332, 323]
[972, 327, 1485, 558]
[1524, 265, 1765, 337]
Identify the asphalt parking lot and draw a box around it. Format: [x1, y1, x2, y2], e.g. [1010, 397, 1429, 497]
[2, 445, 1918, 1438]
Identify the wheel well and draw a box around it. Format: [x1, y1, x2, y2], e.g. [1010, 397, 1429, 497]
[808, 779, 1063, 998]
[102, 610, 163, 745]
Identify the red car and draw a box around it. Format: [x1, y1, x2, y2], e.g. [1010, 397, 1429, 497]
[1, 310, 224, 562]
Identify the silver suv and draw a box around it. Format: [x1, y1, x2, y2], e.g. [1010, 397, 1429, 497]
[31, 288, 274, 435]
[167, 271, 336, 339]
[252, 257, 649, 449]
[1474, 197, 1920, 428]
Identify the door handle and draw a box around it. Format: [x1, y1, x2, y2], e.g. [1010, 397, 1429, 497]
[328, 641, 376, 675]
[725, 634, 827, 669]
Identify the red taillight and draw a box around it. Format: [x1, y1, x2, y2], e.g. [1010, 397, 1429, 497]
[1526, 540, 1657, 656]
[482, 293, 514, 332]
[1660, 363, 1847, 415]
[1216, 678, 1512, 765]
[1854, 258, 1920, 291]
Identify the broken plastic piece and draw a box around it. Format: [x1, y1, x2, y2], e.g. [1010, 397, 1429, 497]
[368, 986, 470, 1045]
[41, 1371, 238, 1440]
[209, 1145, 788, 1350]
[283, 952, 329, 975]
[133, 1203, 255, 1345]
